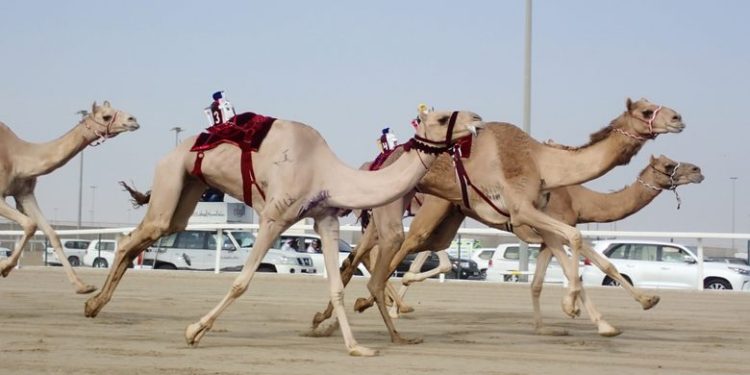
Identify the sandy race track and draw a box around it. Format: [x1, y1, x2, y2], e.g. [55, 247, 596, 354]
[1, 266, 748, 375]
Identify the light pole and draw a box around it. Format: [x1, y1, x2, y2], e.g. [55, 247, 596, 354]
[75, 110, 88, 229]
[170, 127, 184, 147]
[89, 185, 97, 224]
[730, 177, 738, 250]
[518, 0, 533, 281]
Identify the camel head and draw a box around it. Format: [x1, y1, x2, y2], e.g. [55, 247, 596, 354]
[623, 98, 684, 138]
[644, 155, 704, 189]
[414, 107, 483, 146]
[82, 101, 140, 142]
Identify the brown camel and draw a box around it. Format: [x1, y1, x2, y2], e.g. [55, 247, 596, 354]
[386, 155, 704, 336]
[311, 98, 684, 344]
[0, 101, 139, 293]
[83, 107, 483, 356]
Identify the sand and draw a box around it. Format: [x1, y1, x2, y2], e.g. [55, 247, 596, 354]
[1, 266, 748, 375]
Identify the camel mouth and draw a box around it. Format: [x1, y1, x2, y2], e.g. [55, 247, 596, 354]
[467, 121, 485, 136]
[665, 122, 685, 133]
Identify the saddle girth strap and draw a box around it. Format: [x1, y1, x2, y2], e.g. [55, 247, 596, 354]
[452, 149, 510, 217]
[191, 152, 209, 185]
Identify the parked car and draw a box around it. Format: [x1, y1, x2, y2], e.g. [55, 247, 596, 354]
[0, 246, 10, 259]
[82, 239, 126, 268]
[276, 233, 369, 277]
[471, 247, 495, 276]
[704, 256, 749, 266]
[144, 229, 316, 274]
[394, 251, 482, 280]
[45, 239, 91, 267]
[581, 240, 750, 290]
[486, 243, 573, 284]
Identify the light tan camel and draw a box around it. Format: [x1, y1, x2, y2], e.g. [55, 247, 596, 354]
[83, 108, 483, 356]
[386, 155, 704, 336]
[0, 101, 139, 293]
[311, 98, 684, 344]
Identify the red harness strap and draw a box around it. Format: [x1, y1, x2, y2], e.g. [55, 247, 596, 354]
[451, 137, 510, 217]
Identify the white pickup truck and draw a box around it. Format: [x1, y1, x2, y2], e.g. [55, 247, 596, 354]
[144, 229, 316, 274]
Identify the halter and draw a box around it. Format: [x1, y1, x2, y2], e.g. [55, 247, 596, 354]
[615, 106, 663, 141]
[82, 111, 120, 146]
[402, 111, 462, 168]
[638, 161, 682, 209]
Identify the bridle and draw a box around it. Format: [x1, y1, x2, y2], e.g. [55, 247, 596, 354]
[82, 111, 120, 146]
[402, 111, 462, 168]
[638, 161, 682, 209]
[614, 106, 663, 141]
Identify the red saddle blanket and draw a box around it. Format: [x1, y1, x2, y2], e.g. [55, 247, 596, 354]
[189, 112, 277, 207]
[191, 112, 277, 153]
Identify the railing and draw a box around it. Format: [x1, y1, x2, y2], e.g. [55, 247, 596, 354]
[2, 224, 749, 291]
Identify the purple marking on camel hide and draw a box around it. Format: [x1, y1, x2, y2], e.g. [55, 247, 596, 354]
[298, 191, 331, 217]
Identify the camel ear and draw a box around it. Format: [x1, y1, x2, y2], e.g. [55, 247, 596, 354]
[626, 98, 634, 111]
[103, 100, 111, 108]
[650, 155, 657, 163]
[91, 101, 99, 114]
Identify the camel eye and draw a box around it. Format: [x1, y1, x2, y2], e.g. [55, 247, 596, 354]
[642, 110, 654, 119]
[437, 115, 449, 125]
[102, 115, 113, 122]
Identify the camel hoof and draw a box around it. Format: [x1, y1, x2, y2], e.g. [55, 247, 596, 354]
[562, 295, 581, 318]
[402, 272, 418, 286]
[185, 322, 211, 347]
[84, 297, 102, 318]
[393, 335, 423, 345]
[307, 321, 339, 337]
[76, 284, 98, 294]
[349, 345, 378, 357]
[598, 323, 623, 337]
[0, 260, 14, 277]
[640, 295, 660, 310]
[354, 298, 373, 313]
[311, 311, 328, 329]
[398, 305, 415, 314]
[535, 327, 569, 336]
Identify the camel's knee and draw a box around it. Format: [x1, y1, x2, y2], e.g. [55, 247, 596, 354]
[20, 219, 37, 237]
[229, 282, 249, 298]
[329, 290, 345, 304]
[531, 283, 543, 298]
[379, 230, 405, 252]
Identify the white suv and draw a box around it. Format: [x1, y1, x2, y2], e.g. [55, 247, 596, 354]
[144, 229, 316, 274]
[581, 239, 750, 290]
[45, 239, 91, 267]
[486, 243, 571, 284]
[277, 233, 369, 277]
[82, 239, 122, 268]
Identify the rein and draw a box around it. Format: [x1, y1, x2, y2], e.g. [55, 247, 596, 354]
[82, 111, 119, 146]
[638, 162, 682, 209]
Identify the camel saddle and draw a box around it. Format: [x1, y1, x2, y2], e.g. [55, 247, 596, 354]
[190, 112, 276, 206]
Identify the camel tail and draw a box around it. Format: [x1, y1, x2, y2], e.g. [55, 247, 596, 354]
[118, 181, 151, 207]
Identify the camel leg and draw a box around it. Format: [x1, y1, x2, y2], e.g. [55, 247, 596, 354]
[16, 194, 96, 293]
[311, 222, 377, 331]
[581, 242, 660, 310]
[356, 195, 459, 315]
[545, 244, 622, 337]
[85, 161, 205, 317]
[529, 245, 568, 336]
[314, 214, 377, 356]
[0, 200, 37, 277]
[510, 204, 583, 318]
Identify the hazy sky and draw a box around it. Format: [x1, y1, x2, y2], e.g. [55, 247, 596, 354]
[1, 1, 748, 246]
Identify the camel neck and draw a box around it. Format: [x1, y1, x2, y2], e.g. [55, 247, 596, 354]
[324, 146, 438, 209]
[570, 176, 662, 223]
[535, 125, 646, 189]
[17, 122, 95, 177]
